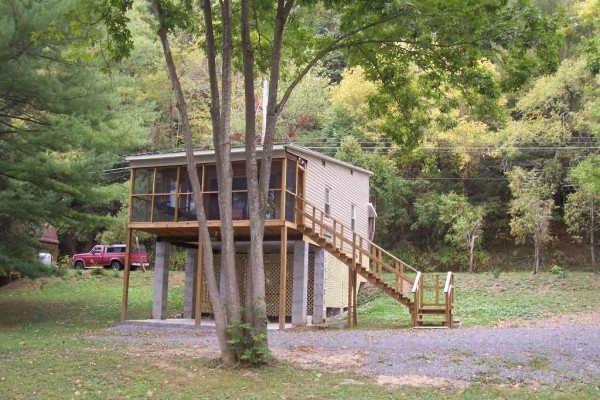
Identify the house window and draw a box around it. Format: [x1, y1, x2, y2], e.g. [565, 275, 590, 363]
[324, 187, 331, 215]
[351, 204, 356, 231]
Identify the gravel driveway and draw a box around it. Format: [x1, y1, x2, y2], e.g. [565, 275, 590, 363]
[102, 320, 600, 387]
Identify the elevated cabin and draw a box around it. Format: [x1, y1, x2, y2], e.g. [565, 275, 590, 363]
[121, 144, 377, 329]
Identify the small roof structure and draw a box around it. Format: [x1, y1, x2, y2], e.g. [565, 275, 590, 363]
[40, 226, 59, 246]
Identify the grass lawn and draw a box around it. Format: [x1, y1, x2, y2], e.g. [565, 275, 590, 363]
[358, 271, 600, 329]
[1, 269, 599, 399]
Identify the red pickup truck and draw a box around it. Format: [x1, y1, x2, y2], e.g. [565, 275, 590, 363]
[72, 244, 149, 271]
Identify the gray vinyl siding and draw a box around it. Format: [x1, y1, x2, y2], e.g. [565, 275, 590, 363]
[292, 150, 371, 240]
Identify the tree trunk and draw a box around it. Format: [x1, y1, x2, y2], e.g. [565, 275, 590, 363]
[591, 198, 596, 273]
[150, 1, 235, 364]
[240, 0, 268, 334]
[468, 235, 475, 274]
[201, 0, 243, 360]
[241, 0, 294, 337]
[533, 234, 540, 275]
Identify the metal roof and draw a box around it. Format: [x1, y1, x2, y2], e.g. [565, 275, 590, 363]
[126, 143, 373, 175]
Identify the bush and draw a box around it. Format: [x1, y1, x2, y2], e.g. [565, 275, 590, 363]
[491, 266, 502, 278]
[57, 255, 72, 269]
[91, 268, 108, 277]
[430, 247, 467, 272]
[395, 245, 490, 272]
[227, 323, 271, 366]
[549, 264, 567, 278]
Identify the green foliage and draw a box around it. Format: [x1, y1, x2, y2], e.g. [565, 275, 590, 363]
[438, 193, 486, 245]
[169, 248, 186, 271]
[0, 0, 149, 278]
[57, 255, 72, 270]
[507, 167, 555, 245]
[226, 322, 272, 366]
[90, 267, 108, 277]
[426, 247, 490, 273]
[549, 264, 567, 278]
[392, 242, 489, 273]
[491, 267, 502, 278]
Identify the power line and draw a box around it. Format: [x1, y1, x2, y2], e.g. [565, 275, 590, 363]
[299, 145, 600, 152]
[399, 176, 507, 181]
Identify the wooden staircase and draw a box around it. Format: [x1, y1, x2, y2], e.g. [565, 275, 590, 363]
[294, 196, 455, 328]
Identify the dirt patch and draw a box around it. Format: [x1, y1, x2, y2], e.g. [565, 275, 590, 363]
[274, 345, 366, 372]
[377, 375, 468, 389]
[0, 277, 48, 291]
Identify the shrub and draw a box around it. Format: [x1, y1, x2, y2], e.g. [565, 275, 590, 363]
[91, 268, 107, 277]
[227, 322, 272, 366]
[409, 246, 489, 272]
[57, 255, 72, 269]
[491, 266, 502, 278]
[549, 264, 567, 278]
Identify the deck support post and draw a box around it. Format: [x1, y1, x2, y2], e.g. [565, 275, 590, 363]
[312, 247, 326, 324]
[292, 240, 309, 327]
[347, 267, 358, 328]
[184, 248, 198, 319]
[120, 228, 133, 322]
[195, 238, 203, 325]
[152, 240, 171, 320]
[352, 271, 358, 326]
[279, 226, 288, 330]
[346, 267, 352, 328]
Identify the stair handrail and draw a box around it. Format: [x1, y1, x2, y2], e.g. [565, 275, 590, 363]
[294, 194, 418, 278]
[444, 271, 454, 327]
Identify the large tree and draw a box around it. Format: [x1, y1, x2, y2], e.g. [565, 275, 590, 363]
[0, 0, 148, 278]
[438, 193, 486, 274]
[100, 0, 558, 364]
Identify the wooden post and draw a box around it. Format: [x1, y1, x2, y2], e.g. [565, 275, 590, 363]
[174, 166, 181, 222]
[120, 167, 135, 322]
[352, 271, 358, 326]
[195, 237, 203, 325]
[120, 228, 133, 322]
[150, 168, 157, 222]
[281, 158, 287, 222]
[435, 274, 440, 305]
[352, 232, 357, 268]
[279, 226, 288, 330]
[346, 266, 353, 328]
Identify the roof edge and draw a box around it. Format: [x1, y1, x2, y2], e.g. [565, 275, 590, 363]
[284, 144, 373, 176]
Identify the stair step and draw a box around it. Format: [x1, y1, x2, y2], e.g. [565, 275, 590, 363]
[413, 325, 449, 329]
[419, 308, 446, 315]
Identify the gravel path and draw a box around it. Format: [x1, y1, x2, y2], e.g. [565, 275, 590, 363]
[101, 321, 600, 387]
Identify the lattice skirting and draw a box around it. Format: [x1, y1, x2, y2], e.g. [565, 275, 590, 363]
[201, 253, 315, 317]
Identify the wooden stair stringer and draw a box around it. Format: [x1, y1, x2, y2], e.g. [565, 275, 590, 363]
[298, 226, 413, 310]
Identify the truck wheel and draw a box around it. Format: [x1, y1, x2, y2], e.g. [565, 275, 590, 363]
[75, 261, 84, 270]
[111, 260, 123, 271]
